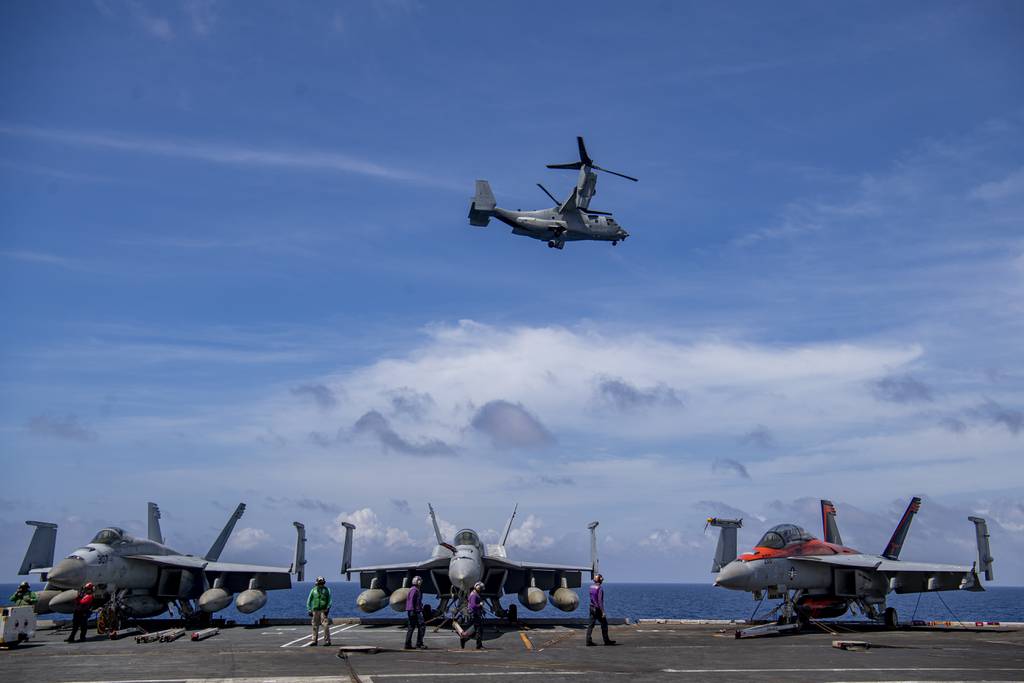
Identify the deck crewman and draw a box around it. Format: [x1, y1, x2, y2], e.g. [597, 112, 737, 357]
[67, 582, 95, 643]
[586, 574, 616, 646]
[461, 582, 485, 650]
[306, 576, 332, 646]
[9, 581, 37, 607]
[404, 576, 427, 650]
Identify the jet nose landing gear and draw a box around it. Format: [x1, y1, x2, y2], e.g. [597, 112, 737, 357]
[547, 239, 564, 250]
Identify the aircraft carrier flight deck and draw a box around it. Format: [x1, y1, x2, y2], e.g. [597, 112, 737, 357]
[3, 619, 1022, 683]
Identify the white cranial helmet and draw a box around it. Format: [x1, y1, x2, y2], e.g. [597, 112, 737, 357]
[411, 576, 423, 586]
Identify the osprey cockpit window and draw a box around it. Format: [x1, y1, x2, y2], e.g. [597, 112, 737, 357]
[91, 528, 125, 545]
[454, 529, 480, 547]
[757, 524, 814, 549]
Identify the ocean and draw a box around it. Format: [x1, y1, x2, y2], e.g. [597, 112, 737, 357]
[5, 582, 1021, 623]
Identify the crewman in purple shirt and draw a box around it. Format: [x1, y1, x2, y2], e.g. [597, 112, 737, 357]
[461, 582, 486, 649]
[586, 574, 616, 646]
[404, 576, 427, 650]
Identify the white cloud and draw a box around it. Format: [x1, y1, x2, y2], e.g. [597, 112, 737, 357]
[331, 508, 415, 550]
[504, 514, 554, 550]
[971, 168, 1024, 202]
[227, 527, 270, 551]
[0, 125, 458, 189]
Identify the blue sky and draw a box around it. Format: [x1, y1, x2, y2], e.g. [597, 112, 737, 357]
[1, 1, 1022, 586]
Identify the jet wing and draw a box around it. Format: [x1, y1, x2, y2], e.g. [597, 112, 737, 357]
[348, 557, 451, 593]
[791, 554, 979, 592]
[486, 557, 591, 573]
[347, 558, 449, 573]
[125, 554, 209, 569]
[484, 557, 590, 593]
[126, 555, 293, 591]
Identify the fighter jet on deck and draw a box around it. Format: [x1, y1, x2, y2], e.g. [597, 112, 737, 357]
[468, 136, 636, 250]
[707, 498, 994, 628]
[340, 504, 598, 622]
[19, 502, 306, 620]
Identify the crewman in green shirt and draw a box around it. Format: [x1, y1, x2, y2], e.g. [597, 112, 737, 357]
[9, 581, 37, 607]
[306, 576, 332, 646]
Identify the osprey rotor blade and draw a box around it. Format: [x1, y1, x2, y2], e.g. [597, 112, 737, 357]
[537, 183, 560, 206]
[593, 164, 639, 182]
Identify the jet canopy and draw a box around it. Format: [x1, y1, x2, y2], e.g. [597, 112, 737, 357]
[91, 527, 126, 545]
[453, 529, 480, 547]
[756, 524, 815, 549]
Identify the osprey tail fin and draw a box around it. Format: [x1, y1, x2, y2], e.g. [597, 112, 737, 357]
[468, 180, 496, 226]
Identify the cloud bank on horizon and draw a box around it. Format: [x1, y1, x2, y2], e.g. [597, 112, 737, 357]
[0, 1, 1021, 584]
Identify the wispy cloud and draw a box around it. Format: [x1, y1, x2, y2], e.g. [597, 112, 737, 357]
[0, 124, 458, 189]
[291, 383, 339, 410]
[0, 250, 78, 269]
[352, 409, 456, 456]
[469, 399, 554, 450]
[712, 457, 751, 479]
[27, 415, 98, 442]
[870, 373, 935, 404]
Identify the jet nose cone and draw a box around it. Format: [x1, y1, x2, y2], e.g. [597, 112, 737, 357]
[714, 561, 751, 590]
[49, 558, 87, 588]
[449, 558, 479, 592]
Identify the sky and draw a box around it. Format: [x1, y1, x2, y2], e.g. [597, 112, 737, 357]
[1, 1, 1022, 586]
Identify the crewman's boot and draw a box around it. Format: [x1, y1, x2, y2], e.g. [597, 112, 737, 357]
[586, 640, 596, 646]
[604, 640, 617, 646]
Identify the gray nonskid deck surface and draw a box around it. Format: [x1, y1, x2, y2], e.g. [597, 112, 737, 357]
[2, 622, 1023, 683]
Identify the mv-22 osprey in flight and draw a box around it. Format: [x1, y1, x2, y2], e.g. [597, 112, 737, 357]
[708, 498, 994, 629]
[340, 504, 598, 623]
[19, 502, 306, 620]
[468, 136, 636, 250]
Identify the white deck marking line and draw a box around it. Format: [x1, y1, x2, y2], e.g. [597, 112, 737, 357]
[368, 673, 590, 679]
[59, 675, 591, 683]
[298, 622, 360, 647]
[662, 667, 1023, 673]
[282, 622, 358, 651]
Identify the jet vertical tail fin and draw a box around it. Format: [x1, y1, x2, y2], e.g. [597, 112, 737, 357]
[588, 521, 600, 577]
[205, 503, 246, 561]
[19, 521, 58, 575]
[707, 517, 742, 572]
[968, 516, 994, 581]
[468, 180, 496, 226]
[882, 497, 921, 560]
[291, 522, 307, 582]
[821, 499, 843, 545]
[147, 502, 164, 544]
[499, 504, 518, 548]
[340, 522, 355, 580]
[428, 503, 445, 546]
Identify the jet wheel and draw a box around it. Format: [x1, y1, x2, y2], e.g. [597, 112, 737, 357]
[506, 604, 517, 624]
[884, 607, 898, 629]
[612, 241, 618, 246]
[547, 241, 555, 248]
